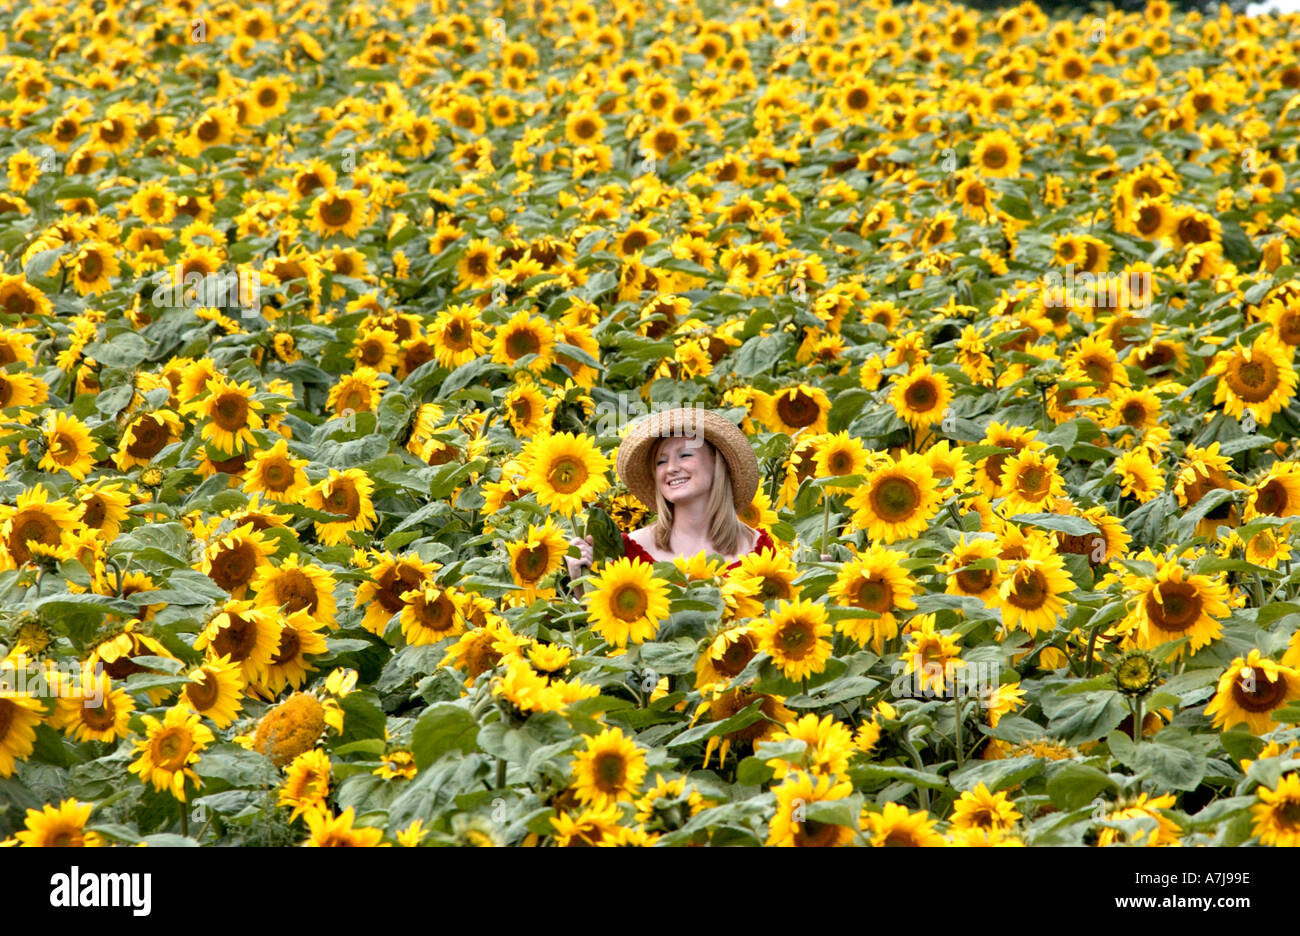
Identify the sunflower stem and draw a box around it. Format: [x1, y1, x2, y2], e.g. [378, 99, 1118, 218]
[1131, 695, 1143, 746]
[820, 492, 831, 555]
[495, 756, 506, 790]
[1251, 572, 1266, 609]
[179, 800, 189, 838]
[952, 692, 965, 769]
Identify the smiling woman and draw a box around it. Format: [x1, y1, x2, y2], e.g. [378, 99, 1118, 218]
[566, 408, 772, 593]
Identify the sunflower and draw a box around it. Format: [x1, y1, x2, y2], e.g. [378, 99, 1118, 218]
[1208, 333, 1299, 426]
[280, 749, 332, 821]
[767, 771, 855, 847]
[303, 807, 384, 847]
[399, 583, 466, 646]
[128, 705, 214, 802]
[998, 548, 1075, 636]
[900, 614, 965, 693]
[261, 609, 331, 696]
[970, 129, 1022, 179]
[949, 782, 1022, 832]
[694, 624, 761, 690]
[305, 468, 378, 546]
[764, 384, 830, 437]
[194, 599, 281, 686]
[308, 186, 368, 239]
[758, 597, 833, 682]
[69, 241, 120, 296]
[586, 557, 671, 647]
[243, 438, 310, 502]
[999, 449, 1067, 516]
[1113, 449, 1165, 504]
[58, 665, 134, 744]
[179, 655, 245, 728]
[698, 686, 794, 768]
[944, 535, 1002, 606]
[1, 485, 82, 564]
[889, 364, 953, 432]
[862, 802, 946, 847]
[1251, 773, 1300, 847]
[506, 517, 569, 594]
[14, 799, 103, 848]
[187, 376, 264, 455]
[521, 431, 610, 517]
[570, 727, 648, 810]
[1123, 556, 1231, 658]
[503, 380, 553, 438]
[254, 692, 330, 768]
[1247, 462, 1300, 519]
[353, 552, 440, 636]
[0, 681, 43, 777]
[327, 366, 383, 417]
[974, 422, 1041, 497]
[1205, 649, 1300, 736]
[37, 411, 96, 481]
[766, 713, 855, 780]
[847, 453, 941, 544]
[491, 310, 556, 373]
[201, 523, 276, 598]
[732, 545, 800, 603]
[430, 303, 489, 369]
[75, 481, 131, 542]
[828, 548, 917, 653]
[251, 553, 338, 627]
[1096, 792, 1182, 847]
[550, 804, 624, 847]
[812, 431, 872, 493]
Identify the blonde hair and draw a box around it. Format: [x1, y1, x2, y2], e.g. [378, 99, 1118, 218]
[648, 437, 744, 556]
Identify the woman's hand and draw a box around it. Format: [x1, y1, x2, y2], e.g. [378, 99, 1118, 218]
[566, 535, 594, 584]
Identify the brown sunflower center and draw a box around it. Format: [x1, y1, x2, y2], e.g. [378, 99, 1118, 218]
[955, 566, 993, 594]
[10, 510, 59, 561]
[213, 393, 249, 431]
[853, 579, 893, 613]
[870, 476, 921, 522]
[1254, 479, 1289, 516]
[611, 583, 648, 622]
[321, 196, 353, 226]
[715, 634, 756, 678]
[262, 460, 291, 491]
[414, 591, 457, 631]
[80, 700, 116, 731]
[78, 251, 103, 280]
[1005, 567, 1048, 610]
[777, 620, 813, 657]
[273, 626, 301, 665]
[1146, 581, 1202, 632]
[904, 378, 938, 412]
[1226, 356, 1279, 403]
[593, 752, 626, 790]
[209, 541, 259, 591]
[1232, 667, 1287, 712]
[323, 481, 360, 520]
[276, 569, 319, 614]
[776, 390, 820, 429]
[505, 328, 541, 360]
[514, 544, 550, 583]
[186, 671, 221, 710]
[152, 727, 192, 770]
[982, 145, 1007, 169]
[547, 456, 588, 494]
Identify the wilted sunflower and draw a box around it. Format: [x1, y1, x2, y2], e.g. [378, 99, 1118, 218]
[521, 431, 610, 516]
[254, 692, 331, 768]
[847, 453, 941, 544]
[1208, 332, 1298, 426]
[586, 557, 671, 647]
[128, 705, 214, 802]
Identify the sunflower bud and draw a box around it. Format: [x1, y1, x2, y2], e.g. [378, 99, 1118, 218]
[1113, 648, 1161, 697]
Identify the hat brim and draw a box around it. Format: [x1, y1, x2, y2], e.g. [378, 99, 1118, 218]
[615, 408, 760, 512]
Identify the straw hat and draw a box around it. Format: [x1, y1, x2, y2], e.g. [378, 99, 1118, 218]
[615, 407, 760, 512]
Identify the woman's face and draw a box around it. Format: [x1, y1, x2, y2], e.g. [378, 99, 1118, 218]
[654, 435, 715, 505]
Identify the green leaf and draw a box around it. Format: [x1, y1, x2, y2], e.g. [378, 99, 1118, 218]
[1007, 513, 1099, 537]
[410, 703, 480, 769]
[850, 763, 950, 791]
[667, 698, 764, 748]
[1045, 762, 1116, 810]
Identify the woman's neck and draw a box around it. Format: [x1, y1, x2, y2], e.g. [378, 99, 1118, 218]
[668, 498, 716, 553]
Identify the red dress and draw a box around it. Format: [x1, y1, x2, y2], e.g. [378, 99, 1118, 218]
[620, 529, 776, 570]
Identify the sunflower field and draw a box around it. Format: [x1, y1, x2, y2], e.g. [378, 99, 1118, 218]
[2, 0, 1300, 850]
